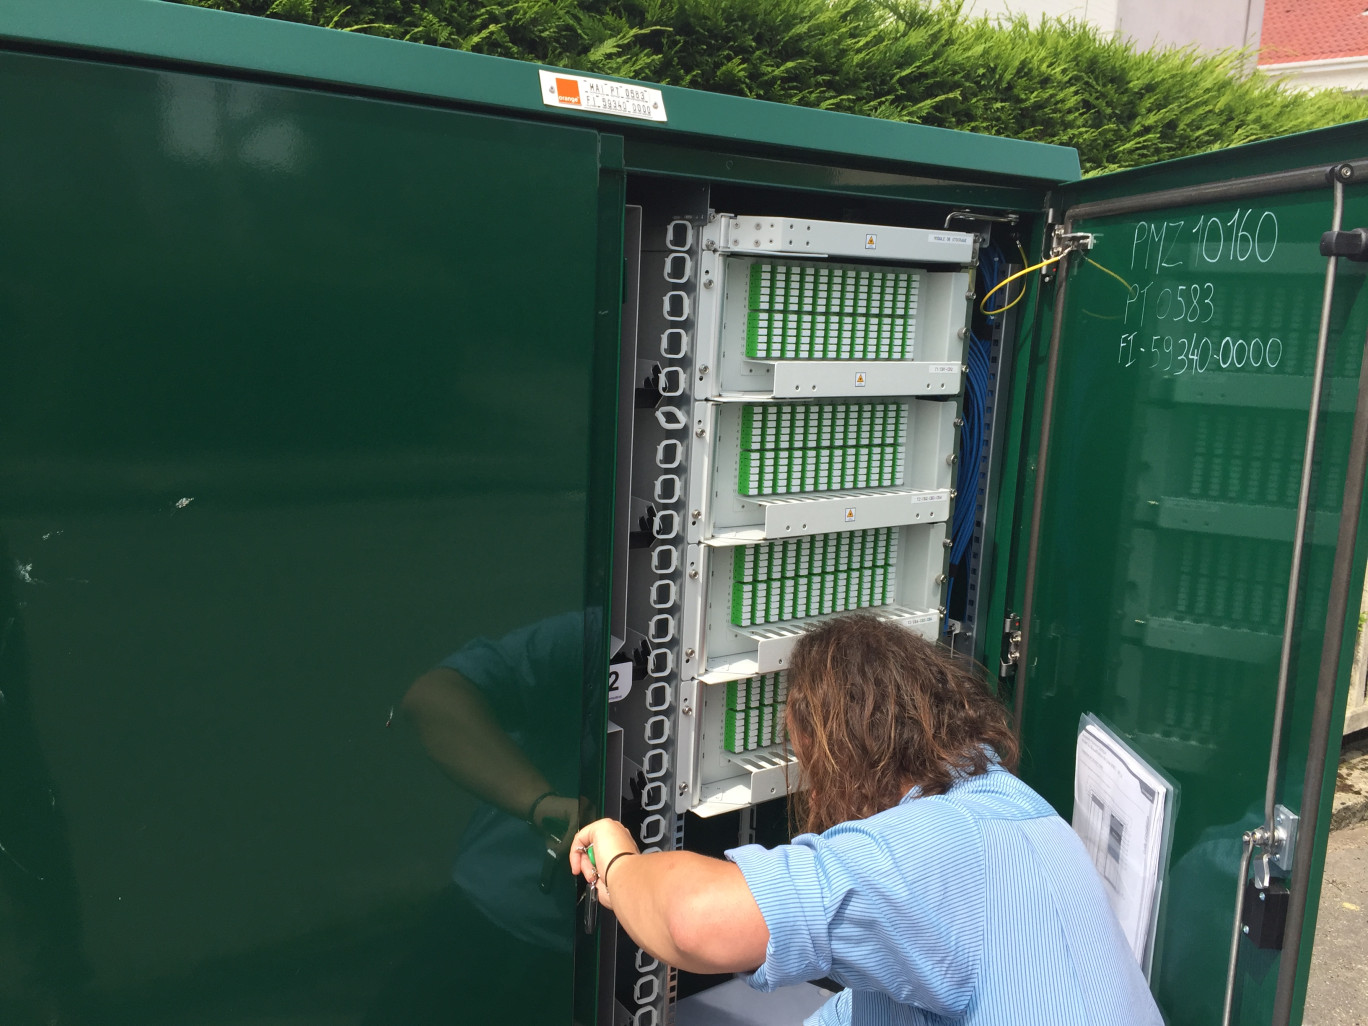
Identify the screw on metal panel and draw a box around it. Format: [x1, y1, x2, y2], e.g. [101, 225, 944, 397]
[699, 365, 709, 375]
[937, 606, 947, 616]
[954, 417, 963, 427]
[962, 364, 969, 374]
[965, 290, 975, 300]
[691, 509, 701, 519]
[679, 783, 689, 794]
[950, 489, 957, 499]
[957, 328, 968, 339]
[705, 239, 717, 250]
[684, 648, 695, 659]
[703, 278, 714, 289]
[681, 701, 692, 715]
[936, 574, 948, 584]
[946, 454, 957, 465]
[696, 427, 706, 437]
[689, 569, 699, 579]
[1337, 163, 1355, 181]
[943, 538, 954, 548]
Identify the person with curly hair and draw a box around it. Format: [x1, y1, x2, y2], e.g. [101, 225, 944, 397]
[570, 614, 1163, 1025]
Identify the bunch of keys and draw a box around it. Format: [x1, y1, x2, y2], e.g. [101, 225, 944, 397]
[578, 844, 599, 934]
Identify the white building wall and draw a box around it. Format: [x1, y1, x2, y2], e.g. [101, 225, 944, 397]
[1259, 57, 1368, 95]
[965, 0, 1119, 29]
[966, 0, 1262, 54]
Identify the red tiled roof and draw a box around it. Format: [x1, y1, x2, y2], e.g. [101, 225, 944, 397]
[1260, 0, 1368, 65]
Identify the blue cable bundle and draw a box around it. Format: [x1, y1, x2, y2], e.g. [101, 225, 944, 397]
[948, 245, 1007, 600]
[951, 330, 989, 568]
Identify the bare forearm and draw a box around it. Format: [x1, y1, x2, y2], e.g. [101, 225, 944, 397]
[579, 844, 769, 974]
[607, 852, 711, 970]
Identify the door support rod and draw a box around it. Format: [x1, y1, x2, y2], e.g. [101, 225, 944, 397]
[1266, 169, 1345, 840]
[1270, 329, 1368, 1024]
[1064, 157, 1368, 223]
[1011, 232, 1077, 737]
[1220, 167, 1346, 1026]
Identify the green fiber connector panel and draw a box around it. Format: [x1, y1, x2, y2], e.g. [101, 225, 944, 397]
[744, 261, 920, 360]
[722, 673, 790, 752]
[729, 530, 900, 627]
[738, 402, 908, 497]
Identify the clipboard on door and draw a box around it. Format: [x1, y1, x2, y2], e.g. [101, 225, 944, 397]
[1071, 714, 1177, 982]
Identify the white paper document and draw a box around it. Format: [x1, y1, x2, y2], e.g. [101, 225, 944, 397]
[1072, 717, 1172, 978]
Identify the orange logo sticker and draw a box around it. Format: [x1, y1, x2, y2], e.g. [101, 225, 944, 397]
[555, 77, 582, 105]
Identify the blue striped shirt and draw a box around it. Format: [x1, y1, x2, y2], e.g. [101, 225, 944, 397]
[726, 763, 1164, 1025]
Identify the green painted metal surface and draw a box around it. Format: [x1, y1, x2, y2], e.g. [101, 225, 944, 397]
[621, 140, 1049, 211]
[0, 48, 615, 1025]
[1004, 177, 1368, 1025]
[0, 0, 1080, 189]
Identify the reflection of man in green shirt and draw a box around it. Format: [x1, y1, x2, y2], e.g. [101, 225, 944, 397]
[365, 613, 590, 1026]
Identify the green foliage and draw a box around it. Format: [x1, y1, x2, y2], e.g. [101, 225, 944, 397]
[169, 0, 1368, 174]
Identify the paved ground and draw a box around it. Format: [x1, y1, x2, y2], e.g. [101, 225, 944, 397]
[1303, 736, 1368, 1026]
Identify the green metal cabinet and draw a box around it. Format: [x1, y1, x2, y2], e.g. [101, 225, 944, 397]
[0, 3, 1363, 1025]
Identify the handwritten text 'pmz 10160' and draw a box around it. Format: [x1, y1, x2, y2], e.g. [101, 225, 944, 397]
[1115, 209, 1282, 377]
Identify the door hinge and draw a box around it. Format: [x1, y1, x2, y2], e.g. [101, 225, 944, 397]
[1049, 225, 1095, 259]
[1000, 613, 1022, 677]
[1040, 225, 1094, 283]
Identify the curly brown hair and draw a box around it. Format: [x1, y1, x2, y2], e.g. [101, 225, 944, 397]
[785, 614, 1019, 835]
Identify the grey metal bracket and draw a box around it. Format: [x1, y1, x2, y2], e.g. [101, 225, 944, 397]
[999, 613, 1021, 678]
[1049, 226, 1095, 259]
[1270, 804, 1299, 874]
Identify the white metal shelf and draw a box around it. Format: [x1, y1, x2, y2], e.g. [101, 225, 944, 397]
[705, 488, 950, 543]
[692, 236, 972, 400]
[766, 359, 962, 399]
[715, 215, 975, 264]
[691, 398, 957, 544]
[692, 744, 800, 818]
[699, 603, 941, 683]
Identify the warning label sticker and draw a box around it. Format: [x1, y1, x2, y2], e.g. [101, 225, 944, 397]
[864, 234, 878, 250]
[854, 371, 868, 387]
[539, 70, 667, 122]
[844, 507, 857, 522]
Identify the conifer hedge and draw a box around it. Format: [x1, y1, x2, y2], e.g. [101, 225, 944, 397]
[169, 0, 1368, 174]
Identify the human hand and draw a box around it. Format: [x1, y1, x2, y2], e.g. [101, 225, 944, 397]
[569, 818, 639, 910]
[533, 794, 592, 860]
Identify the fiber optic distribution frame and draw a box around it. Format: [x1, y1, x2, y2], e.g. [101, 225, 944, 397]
[611, 197, 977, 1025]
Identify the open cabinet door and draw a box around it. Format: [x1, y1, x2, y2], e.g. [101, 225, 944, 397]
[0, 44, 620, 1026]
[1006, 149, 1368, 1026]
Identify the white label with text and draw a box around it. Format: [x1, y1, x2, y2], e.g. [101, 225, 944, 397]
[609, 661, 634, 703]
[539, 70, 667, 122]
